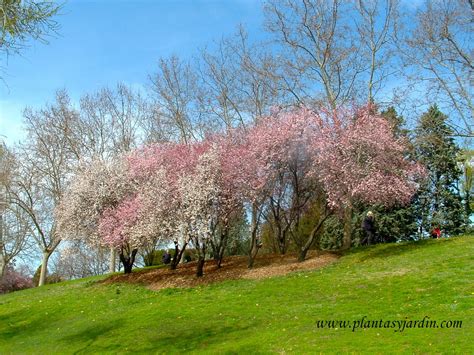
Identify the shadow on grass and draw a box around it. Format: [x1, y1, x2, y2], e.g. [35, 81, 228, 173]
[143, 323, 257, 352]
[59, 322, 122, 353]
[358, 238, 456, 261]
[58, 323, 259, 353]
[0, 308, 65, 340]
[0, 309, 35, 339]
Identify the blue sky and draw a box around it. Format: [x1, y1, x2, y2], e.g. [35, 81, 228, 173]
[0, 0, 266, 144]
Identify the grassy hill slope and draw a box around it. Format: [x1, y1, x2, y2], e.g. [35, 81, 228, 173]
[0, 236, 473, 353]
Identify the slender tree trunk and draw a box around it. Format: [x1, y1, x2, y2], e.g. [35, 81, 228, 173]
[276, 225, 287, 255]
[196, 257, 205, 277]
[298, 212, 330, 262]
[342, 206, 353, 250]
[170, 242, 187, 270]
[109, 247, 116, 273]
[0, 214, 6, 278]
[171, 243, 179, 270]
[195, 241, 206, 277]
[216, 233, 227, 268]
[119, 248, 138, 274]
[215, 229, 229, 268]
[465, 190, 471, 219]
[248, 204, 261, 269]
[217, 252, 224, 268]
[38, 251, 51, 286]
[0, 254, 5, 279]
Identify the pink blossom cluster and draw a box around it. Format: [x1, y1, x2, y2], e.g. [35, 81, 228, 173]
[0, 266, 33, 294]
[310, 105, 425, 210]
[59, 104, 424, 255]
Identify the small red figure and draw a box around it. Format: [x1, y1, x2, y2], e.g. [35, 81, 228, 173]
[431, 227, 441, 239]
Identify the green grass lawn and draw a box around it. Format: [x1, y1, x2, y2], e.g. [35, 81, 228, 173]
[0, 236, 473, 353]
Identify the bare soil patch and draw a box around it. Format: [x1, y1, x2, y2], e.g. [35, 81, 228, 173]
[103, 251, 340, 290]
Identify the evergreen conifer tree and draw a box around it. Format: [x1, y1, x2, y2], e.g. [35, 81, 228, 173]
[362, 107, 418, 242]
[413, 105, 466, 236]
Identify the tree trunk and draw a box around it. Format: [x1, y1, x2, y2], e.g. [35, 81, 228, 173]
[119, 248, 138, 274]
[465, 190, 471, 219]
[248, 204, 260, 269]
[216, 234, 227, 268]
[298, 212, 330, 262]
[170, 243, 179, 270]
[170, 242, 187, 270]
[109, 247, 116, 273]
[196, 257, 205, 277]
[38, 251, 51, 286]
[0, 214, 6, 278]
[217, 254, 224, 268]
[215, 229, 228, 268]
[342, 206, 353, 250]
[0, 253, 5, 279]
[195, 240, 206, 277]
[276, 225, 287, 255]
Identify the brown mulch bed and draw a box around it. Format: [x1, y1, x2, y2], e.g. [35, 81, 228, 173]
[102, 251, 340, 291]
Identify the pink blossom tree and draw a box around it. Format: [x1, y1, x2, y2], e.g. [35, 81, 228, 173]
[128, 142, 211, 271]
[221, 104, 423, 262]
[308, 105, 425, 251]
[218, 128, 274, 268]
[177, 146, 222, 276]
[252, 108, 318, 256]
[57, 158, 143, 274]
[59, 103, 424, 276]
[130, 141, 240, 276]
[218, 107, 321, 265]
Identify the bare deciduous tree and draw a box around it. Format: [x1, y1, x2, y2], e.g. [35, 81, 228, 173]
[0, 143, 32, 278]
[78, 83, 148, 156]
[197, 27, 288, 134]
[149, 56, 199, 143]
[52, 240, 110, 280]
[402, 0, 473, 137]
[71, 84, 148, 272]
[8, 91, 78, 286]
[355, 0, 399, 103]
[264, 0, 364, 108]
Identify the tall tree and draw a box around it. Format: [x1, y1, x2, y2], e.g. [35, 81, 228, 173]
[355, 0, 399, 103]
[310, 105, 423, 250]
[0, 143, 32, 278]
[366, 107, 418, 242]
[57, 158, 141, 274]
[402, 0, 473, 137]
[149, 56, 199, 143]
[9, 92, 78, 286]
[264, 0, 361, 108]
[458, 150, 473, 223]
[263, 0, 399, 108]
[413, 105, 466, 236]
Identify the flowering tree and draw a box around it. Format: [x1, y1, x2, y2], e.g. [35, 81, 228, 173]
[178, 148, 218, 276]
[180, 145, 242, 275]
[218, 129, 275, 268]
[309, 105, 425, 250]
[129, 142, 240, 276]
[0, 265, 33, 294]
[218, 107, 321, 265]
[59, 102, 424, 276]
[254, 108, 318, 255]
[127, 142, 209, 271]
[57, 158, 140, 274]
